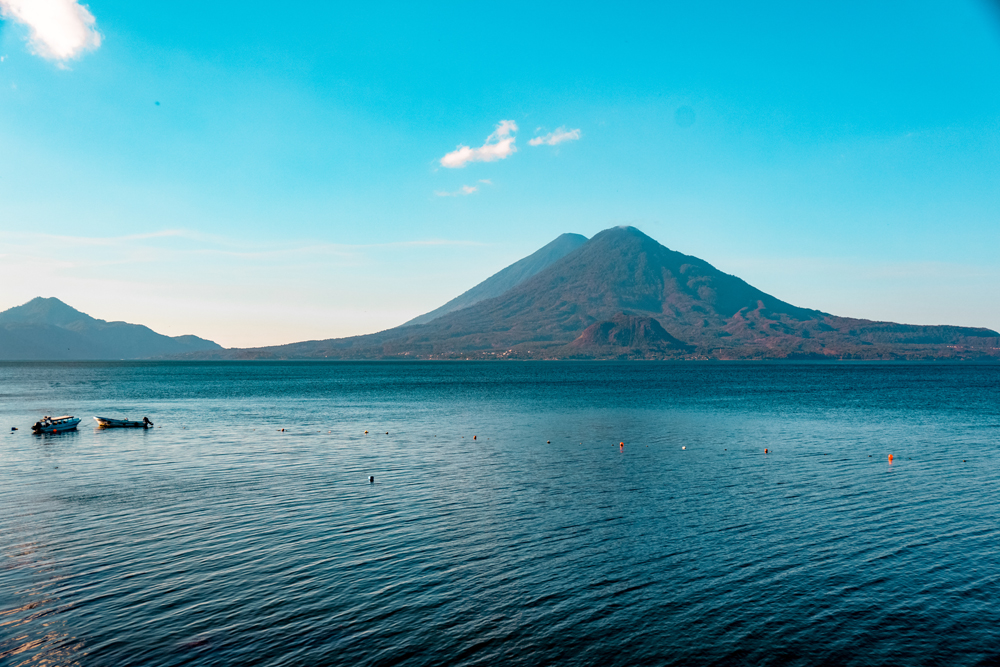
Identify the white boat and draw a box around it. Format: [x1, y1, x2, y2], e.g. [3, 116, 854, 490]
[94, 416, 154, 428]
[31, 415, 82, 433]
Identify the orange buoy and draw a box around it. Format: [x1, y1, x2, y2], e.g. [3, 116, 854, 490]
[764, 448, 768, 454]
[888, 454, 893, 462]
[473, 435, 477, 440]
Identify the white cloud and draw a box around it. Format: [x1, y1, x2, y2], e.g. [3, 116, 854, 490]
[434, 184, 479, 197]
[529, 126, 581, 146]
[0, 0, 101, 61]
[440, 120, 518, 168]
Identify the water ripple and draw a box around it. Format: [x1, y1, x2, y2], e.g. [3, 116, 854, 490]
[1, 361, 999, 666]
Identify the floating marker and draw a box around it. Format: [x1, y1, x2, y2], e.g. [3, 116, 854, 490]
[682, 446, 686, 450]
[888, 454, 893, 462]
[369, 476, 374, 484]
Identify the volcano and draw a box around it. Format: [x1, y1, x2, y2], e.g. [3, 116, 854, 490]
[193, 226, 1000, 360]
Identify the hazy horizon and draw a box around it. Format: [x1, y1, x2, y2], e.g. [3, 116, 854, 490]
[2, 2, 999, 348]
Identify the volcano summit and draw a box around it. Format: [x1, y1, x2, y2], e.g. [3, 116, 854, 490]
[189, 226, 1000, 360]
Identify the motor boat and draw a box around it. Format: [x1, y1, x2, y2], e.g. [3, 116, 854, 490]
[94, 416, 154, 428]
[31, 416, 82, 433]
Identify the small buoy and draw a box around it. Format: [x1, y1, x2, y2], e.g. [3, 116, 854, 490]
[682, 446, 686, 450]
[888, 454, 893, 462]
[369, 476, 374, 484]
[364, 430, 368, 434]
[473, 435, 477, 440]
[764, 448, 768, 454]
[547, 440, 550, 444]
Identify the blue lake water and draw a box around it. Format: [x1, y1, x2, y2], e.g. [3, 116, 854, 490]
[1, 361, 999, 666]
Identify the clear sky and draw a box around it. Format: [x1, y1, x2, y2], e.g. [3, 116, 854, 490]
[1, 0, 999, 347]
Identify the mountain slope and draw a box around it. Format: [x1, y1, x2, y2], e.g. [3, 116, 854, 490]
[403, 233, 588, 326]
[0, 297, 222, 360]
[182, 226, 1000, 360]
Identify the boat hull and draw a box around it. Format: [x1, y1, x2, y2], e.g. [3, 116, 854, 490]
[94, 417, 151, 428]
[32, 417, 81, 433]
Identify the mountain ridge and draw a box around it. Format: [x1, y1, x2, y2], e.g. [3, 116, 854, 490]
[179, 226, 999, 361]
[403, 233, 588, 326]
[0, 297, 222, 360]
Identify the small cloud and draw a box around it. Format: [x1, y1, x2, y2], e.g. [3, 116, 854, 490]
[0, 0, 102, 62]
[529, 127, 581, 146]
[434, 185, 479, 197]
[478, 179, 492, 185]
[440, 120, 518, 168]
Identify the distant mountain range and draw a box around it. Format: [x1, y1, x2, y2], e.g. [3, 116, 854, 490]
[0, 297, 221, 360]
[182, 226, 1000, 360]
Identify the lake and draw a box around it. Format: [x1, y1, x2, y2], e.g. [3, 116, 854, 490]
[1, 361, 999, 666]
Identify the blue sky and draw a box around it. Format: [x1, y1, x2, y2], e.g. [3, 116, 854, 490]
[1, 1, 999, 346]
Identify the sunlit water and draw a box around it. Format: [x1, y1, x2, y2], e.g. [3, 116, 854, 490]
[1, 361, 999, 666]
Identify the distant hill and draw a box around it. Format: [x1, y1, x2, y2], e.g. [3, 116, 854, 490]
[403, 233, 588, 326]
[0, 297, 222, 360]
[178, 226, 1000, 360]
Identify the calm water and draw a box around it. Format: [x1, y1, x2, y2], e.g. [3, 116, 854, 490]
[1, 361, 999, 666]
